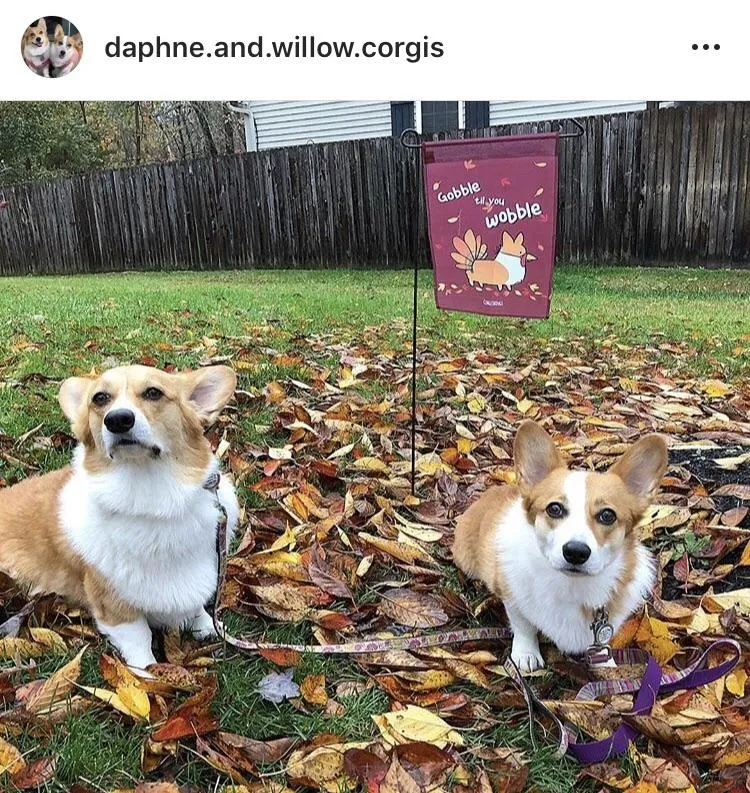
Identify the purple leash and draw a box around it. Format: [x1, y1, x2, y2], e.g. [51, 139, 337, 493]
[506, 639, 741, 763]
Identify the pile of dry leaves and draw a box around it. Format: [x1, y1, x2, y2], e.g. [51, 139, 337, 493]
[1, 331, 749, 792]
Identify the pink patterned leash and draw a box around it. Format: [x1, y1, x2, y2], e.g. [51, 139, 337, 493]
[205, 476, 741, 763]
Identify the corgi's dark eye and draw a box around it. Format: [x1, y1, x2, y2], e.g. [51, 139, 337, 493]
[546, 502, 566, 519]
[92, 392, 110, 406]
[143, 387, 163, 401]
[597, 508, 617, 526]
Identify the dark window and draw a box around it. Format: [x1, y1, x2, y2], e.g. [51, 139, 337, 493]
[420, 101, 459, 134]
[390, 102, 415, 136]
[464, 101, 490, 130]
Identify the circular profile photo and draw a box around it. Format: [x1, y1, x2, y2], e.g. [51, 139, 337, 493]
[21, 16, 83, 78]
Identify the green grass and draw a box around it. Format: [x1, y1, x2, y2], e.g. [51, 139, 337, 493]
[1, 264, 748, 791]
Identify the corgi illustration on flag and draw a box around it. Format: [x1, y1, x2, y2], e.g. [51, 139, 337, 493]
[422, 133, 558, 318]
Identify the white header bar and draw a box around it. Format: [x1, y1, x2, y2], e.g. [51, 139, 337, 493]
[3, 0, 740, 100]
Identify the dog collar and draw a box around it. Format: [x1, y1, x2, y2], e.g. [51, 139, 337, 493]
[25, 56, 50, 68]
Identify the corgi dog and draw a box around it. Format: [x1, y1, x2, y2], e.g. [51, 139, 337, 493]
[453, 421, 668, 672]
[50, 25, 82, 77]
[0, 365, 239, 672]
[452, 230, 535, 291]
[21, 18, 51, 77]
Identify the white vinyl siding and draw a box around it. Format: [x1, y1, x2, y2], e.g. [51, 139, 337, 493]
[240, 100, 677, 151]
[247, 101, 392, 150]
[487, 101, 659, 124]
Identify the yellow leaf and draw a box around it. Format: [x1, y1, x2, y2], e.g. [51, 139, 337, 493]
[350, 456, 390, 474]
[246, 551, 309, 581]
[635, 615, 679, 665]
[705, 589, 750, 616]
[268, 524, 298, 552]
[358, 533, 436, 567]
[300, 674, 328, 706]
[0, 737, 25, 775]
[698, 379, 732, 398]
[466, 393, 486, 414]
[456, 437, 474, 454]
[28, 627, 67, 653]
[415, 452, 452, 477]
[25, 648, 85, 714]
[0, 637, 46, 660]
[286, 742, 369, 792]
[726, 668, 747, 698]
[373, 705, 464, 748]
[79, 685, 147, 720]
[115, 680, 152, 720]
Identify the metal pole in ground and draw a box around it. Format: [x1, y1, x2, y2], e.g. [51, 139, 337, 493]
[400, 128, 422, 496]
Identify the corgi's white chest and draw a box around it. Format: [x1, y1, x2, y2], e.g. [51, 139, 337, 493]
[496, 252, 526, 286]
[59, 454, 234, 622]
[495, 501, 653, 655]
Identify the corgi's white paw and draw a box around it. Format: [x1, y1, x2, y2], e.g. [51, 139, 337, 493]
[511, 649, 545, 673]
[188, 608, 217, 641]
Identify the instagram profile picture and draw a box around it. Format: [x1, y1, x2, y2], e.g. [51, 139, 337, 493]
[21, 16, 83, 78]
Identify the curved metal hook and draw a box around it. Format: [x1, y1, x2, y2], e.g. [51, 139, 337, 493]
[400, 128, 421, 150]
[559, 118, 585, 139]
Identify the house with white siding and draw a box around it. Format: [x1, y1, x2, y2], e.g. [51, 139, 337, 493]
[228, 101, 674, 152]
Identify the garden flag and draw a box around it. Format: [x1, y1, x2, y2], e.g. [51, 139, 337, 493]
[423, 133, 559, 318]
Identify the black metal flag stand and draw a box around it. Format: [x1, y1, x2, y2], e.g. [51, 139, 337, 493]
[399, 121, 583, 497]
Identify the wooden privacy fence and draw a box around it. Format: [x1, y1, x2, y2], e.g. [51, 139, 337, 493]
[0, 102, 749, 275]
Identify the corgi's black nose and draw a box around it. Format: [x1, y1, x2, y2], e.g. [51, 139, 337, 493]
[104, 409, 136, 434]
[562, 541, 591, 566]
[35, 37, 42, 43]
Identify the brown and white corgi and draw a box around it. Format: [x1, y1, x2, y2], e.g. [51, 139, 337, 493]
[50, 24, 82, 77]
[453, 421, 667, 672]
[0, 365, 239, 672]
[21, 18, 51, 77]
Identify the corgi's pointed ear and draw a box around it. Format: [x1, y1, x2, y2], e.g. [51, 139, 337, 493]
[181, 366, 236, 423]
[38, 17, 47, 30]
[502, 231, 513, 246]
[59, 376, 92, 422]
[514, 421, 566, 489]
[54, 24, 64, 39]
[610, 435, 668, 498]
[515, 232, 524, 245]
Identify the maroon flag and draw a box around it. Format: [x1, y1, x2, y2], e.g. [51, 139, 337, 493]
[423, 133, 558, 318]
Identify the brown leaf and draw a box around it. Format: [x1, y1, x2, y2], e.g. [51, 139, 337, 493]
[308, 547, 354, 601]
[215, 732, 296, 766]
[258, 647, 302, 667]
[395, 741, 456, 787]
[10, 756, 57, 789]
[343, 748, 389, 792]
[300, 675, 328, 707]
[380, 755, 421, 793]
[378, 588, 448, 629]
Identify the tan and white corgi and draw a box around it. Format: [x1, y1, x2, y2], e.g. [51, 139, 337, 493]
[0, 365, 239, 672]
[453, 421, 667, 672]
[50, 24, 82, 77]
[21, 18, 51, 77]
